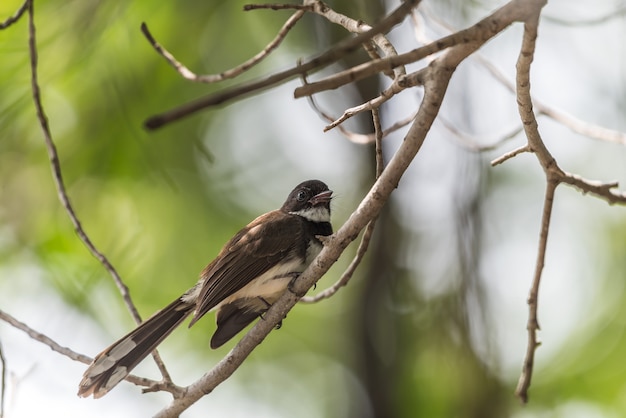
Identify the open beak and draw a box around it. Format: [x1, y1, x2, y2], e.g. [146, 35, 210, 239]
[309, 190, 333, 206]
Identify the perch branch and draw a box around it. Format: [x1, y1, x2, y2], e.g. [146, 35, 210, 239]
[154, 1, 531, 415]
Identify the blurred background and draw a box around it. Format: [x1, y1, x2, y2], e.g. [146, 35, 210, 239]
[1, 0, 625, 417]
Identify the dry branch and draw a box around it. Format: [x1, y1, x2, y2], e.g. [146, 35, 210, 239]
[144, 0, 421, 130]
[0, 309, 183, 397]
[2, 0, 625, 415]
[300, 108, 384, 304]
[153, 1, 539, 415]
[0, 0, 28, 29]
[140, 8, 306, 84]
[24, 0, 174, 388]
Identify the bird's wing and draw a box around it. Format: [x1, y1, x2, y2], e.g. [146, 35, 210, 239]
[189, 210, 304, 325]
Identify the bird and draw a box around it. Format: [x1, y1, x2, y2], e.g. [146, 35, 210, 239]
[77, 179, 333, 398]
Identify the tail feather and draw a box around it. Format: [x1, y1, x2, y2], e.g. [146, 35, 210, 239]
[78, 298, 193, 398]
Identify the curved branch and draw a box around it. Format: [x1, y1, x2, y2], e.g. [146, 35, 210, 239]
[300, 108, 384, 304]
[144, 0, 421, 130]
[25, 0, 173, 387]
[140, 8, 306, 83]
[0, 0, 28, 29]
[152, 0, 528, 413]
[0, 309, 184, 397]
[511, 4, 548, 403]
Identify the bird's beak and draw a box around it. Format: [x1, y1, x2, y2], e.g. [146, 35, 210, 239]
[309, 190, 333, 206]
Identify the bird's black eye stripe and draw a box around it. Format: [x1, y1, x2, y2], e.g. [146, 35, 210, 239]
[296, 190, 308, 202]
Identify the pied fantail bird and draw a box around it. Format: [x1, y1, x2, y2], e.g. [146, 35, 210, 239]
[78, 180, 333, 398]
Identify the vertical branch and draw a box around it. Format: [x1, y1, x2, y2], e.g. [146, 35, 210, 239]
[25, 0, 172, 384]
[512, 2, 551, 403]
[515, 179, 557, 402]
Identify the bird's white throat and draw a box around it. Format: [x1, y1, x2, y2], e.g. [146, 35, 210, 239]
[289, 206, 331, 223]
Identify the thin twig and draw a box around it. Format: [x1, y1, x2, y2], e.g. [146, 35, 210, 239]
[303, 70, 417, 143]
[243, 3, 313, 11]
[301, 72, 373, 142]
[324, 69, 425, 131]
[512, 5, 549, 403]
[537, 107, 626, 146]
[490, 144, 530, 166]
[1, 309, 91, 364]
[144, 0, 421, 130]
[141, 9, 306, 83]
[25, 0, 173, 386]
[0, 0, 28, 29]
[300, 108, 384, 304]
[0, 309, 184, 397]
[27, 0, 140, 325]
[515, 177, 557, 403]
[292, 16, 504, 99]
[372, 108, 384, 177]
[559, 171, 626, 205]
[304, 0, 404, 79]
[511, 5, 626, 402]
[420, 4, 626, 147]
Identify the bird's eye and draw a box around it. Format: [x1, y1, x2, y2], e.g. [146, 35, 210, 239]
[296, 190, 307, 202]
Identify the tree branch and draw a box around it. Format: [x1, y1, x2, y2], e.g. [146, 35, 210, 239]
[510, 4, 549, 403]
[152, 0, 532, 413]
[140, 8, 306, 83]
[300, 108, 384, 304]
[490, 144, 530, 166]
[515, 176, 557, 403]
[243, 3, 312, 12]
[0, 0, 28, 29]
[25, 0, 174, 389]
[0, 309, 184, 397]
[143, 0, 421, 130]
[420, 5, 626, 148]
[323, 69, 425, 132]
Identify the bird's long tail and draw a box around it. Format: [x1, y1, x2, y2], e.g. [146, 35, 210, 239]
[78, 297, 194, 398]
